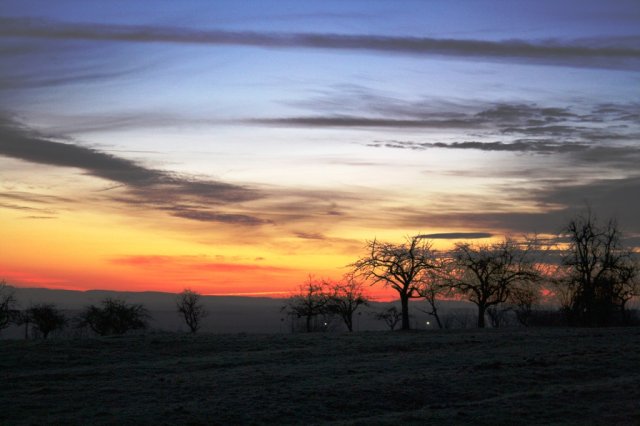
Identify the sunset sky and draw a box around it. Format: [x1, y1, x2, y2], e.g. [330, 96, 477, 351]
[1, 1, 639, 298]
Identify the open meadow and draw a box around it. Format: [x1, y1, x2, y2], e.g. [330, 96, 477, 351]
[2, 327, 639, 425]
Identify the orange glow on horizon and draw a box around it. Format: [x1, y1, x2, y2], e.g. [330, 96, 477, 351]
[0, 179, 530, 302]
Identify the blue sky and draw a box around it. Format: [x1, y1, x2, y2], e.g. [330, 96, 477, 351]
[0, 1, 639, 292]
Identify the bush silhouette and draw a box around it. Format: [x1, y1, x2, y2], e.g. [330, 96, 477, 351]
[0, 280, 17, 333]
[25, 304, 67, 339]
[78, 298, 149, 336]
[176, 288, 207, 333]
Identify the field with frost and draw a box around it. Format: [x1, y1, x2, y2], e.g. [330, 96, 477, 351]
[2, 328, 640, 425]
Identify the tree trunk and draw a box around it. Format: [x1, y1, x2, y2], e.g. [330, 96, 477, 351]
[426, 297, 443, 329]
[621, 299, 629, 325]
[477, 304, 486, 328]
[434, 311, 443, 329]
[306, 315, 312, 332]
[401, 294, 410, 330]
[345, 314, 353, 332]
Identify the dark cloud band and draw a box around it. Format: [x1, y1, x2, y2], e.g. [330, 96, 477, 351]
[1, 18, 639, 69]
[0, 115, 265, 224]
[252, 116, 482, 129]
[418, 232, 493, 239]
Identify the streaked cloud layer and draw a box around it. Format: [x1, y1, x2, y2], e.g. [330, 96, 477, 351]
[2, 17, 639, 70]
[1, 0, 638, 294]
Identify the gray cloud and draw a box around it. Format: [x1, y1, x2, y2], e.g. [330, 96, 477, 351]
[286, 85, 470, 119]
[168, 207, 272, 225]
[294, 232, 326, 240]
[353, 100, 640, 176]
[251, 116, 482, 129]
[476, 104, 577, 124]
[0, 115, 372, 229]
[22, 215, 57, 220]
[0, 66, 142, 91]
[0, 191, 73, 219]
[536, 176, 640, 225]
[37, 112, 211, 135]
[0, 191, 73, 205]
[395, 176, 640, 237]
[368, 139, 593, 153]
[251, 98, 640, 148]
[1, 18, 639, 69]
[418, 232, 493, 239]
[0, 202, 55, 215]
[371, 138, 640, 173]
[0, 115, 267, 225]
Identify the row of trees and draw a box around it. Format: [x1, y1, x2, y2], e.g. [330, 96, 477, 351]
[0, 285, 208, 338]
[284, 211, 639, 331]
[282, 274, 368, 332]
[3, 211, 638, 336]
[348, 212, 639, 330]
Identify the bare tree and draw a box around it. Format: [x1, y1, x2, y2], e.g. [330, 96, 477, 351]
[352, 236, 437, 330]
[176, 289, 207, 333]
[78, 298, 149, 336]
[486, 304, 512, 328]
[558, 212, 638, 326]
[415, 260, 452, 329]
[14, 310, 32, 339]
[615, 264, 640, 325]
[283, 276, 330, 332]
[508, 281, 542, 327]
[0, 280, 17, 333]
[326, 274, 369, 332]
[373, 306, 403, 331]
[25, 304, 67, 339]
[450, 237, 541, 328]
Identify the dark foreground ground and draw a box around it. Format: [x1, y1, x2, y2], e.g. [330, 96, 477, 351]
[1, 328, 639, 425]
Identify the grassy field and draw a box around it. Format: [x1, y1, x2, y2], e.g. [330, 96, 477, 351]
[1, 328, 639, 425]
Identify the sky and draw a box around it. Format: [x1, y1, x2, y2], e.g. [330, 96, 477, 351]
[1, 1, 639, 298]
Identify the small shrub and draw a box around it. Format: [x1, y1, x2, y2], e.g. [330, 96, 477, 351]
[78, 298, 149, 336]
[26, 304, 67, 339]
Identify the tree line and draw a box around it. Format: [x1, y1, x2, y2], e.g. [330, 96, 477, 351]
[284, 211, 639, 331]
[1, 211, 638, 338]
[0, 287, 207, 339]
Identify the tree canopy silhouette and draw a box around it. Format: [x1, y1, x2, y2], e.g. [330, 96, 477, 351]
[352, 236, 437, 330]
[176, 288, 207, 333]
[414, 257, 454, 329]
[283, 276, 330, 332]
[374, 306, 403, 331]
[449, 237, 541, 328]
[557, 212, 639, 326]
[326, 274, 369, 332]
[0, 280, 17, 333]
[78, 298, 149, 336]
[25, 304, 67, 339]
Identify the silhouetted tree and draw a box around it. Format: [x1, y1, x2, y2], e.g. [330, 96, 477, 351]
[13, 310, 32, 339]
[486, 304, 512, 328]
[450, 237, 541, 328]
[0, 280, 17, 333]
[283, 276, 330, 332]
[374, 306, 403, 331]
[176, 288, 207, 333]
[326, 274, 369, 332]
[78, 298, 149, 336]
[25, 304, 67, 339]
[508, 281, 542, 327]
[415, 261, 451, 329]
[352, 236, 437, 330]
[557, 212, 638, 326]
[615, 266, 639, 325]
